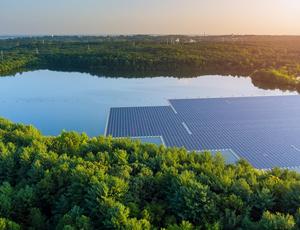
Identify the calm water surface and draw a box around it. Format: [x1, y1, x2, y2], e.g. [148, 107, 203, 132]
[0, 70, 296, 136]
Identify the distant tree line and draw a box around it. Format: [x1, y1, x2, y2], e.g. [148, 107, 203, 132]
[0, 36, 300, 91]
[0, 117, 300, 229]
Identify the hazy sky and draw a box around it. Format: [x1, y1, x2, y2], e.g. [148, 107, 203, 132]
[1, 0, 300, 35]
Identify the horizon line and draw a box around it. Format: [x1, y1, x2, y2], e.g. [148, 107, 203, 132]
[1, 33, 300, 37]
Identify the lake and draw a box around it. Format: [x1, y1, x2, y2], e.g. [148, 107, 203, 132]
[0, 70, 296, 136]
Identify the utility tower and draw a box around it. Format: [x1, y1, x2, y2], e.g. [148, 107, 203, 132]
[36, 48, 39, 55]
[1, 50, 3, 61]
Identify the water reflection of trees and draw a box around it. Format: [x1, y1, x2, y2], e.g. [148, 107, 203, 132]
[3, 66, 299, 94]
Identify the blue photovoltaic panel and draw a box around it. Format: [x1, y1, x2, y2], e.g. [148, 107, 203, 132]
[106, 106, 194, 148]
[106, 95, 300, 169]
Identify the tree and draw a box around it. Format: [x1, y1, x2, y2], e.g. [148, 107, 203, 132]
[56, 206, 92, 230]
[169, 171, 216, 225]
[29, 208, 46, 230]
[259, 211, 295, 230]
[0, 218, 20, 230]
[0, 182, 13, 218]
[0, 118, 300, 229]
[166, 221, 195, 230]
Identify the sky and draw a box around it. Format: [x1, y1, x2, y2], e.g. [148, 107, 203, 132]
[1, 0, 300, 35]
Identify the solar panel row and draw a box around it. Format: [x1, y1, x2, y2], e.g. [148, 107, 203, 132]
[106, 95, 300, 169]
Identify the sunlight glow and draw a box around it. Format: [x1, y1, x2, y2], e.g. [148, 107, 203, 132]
[0, 0, 299, 35]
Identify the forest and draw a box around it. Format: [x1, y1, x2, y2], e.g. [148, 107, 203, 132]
[0, 35, 300, 92]
[0, 117, 300, 229]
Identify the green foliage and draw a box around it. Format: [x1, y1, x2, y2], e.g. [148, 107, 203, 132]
[56, 206, 92, 230]
[251, 68, 300, 90]
[0, 117, 300, 229]
[0, 218, 20, 230]
[168, 171, 215, 225]
[166, 221, 195, 230]
[29, 208, 46, 230]
[295, 208, 300, 228]
[0, 182, 13, 218]
[259, 211, 295, 230]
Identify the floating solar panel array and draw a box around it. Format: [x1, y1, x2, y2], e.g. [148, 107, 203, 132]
[105, 106, 193, 148]
[106, 95, 300, 169]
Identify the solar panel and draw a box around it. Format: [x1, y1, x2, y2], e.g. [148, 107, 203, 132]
[106, 95, 300, 169]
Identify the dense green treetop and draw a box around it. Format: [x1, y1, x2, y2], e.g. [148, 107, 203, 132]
[0, 117, 300, 229]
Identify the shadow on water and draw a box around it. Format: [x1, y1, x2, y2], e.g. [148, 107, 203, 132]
[3, 66, 300, 94]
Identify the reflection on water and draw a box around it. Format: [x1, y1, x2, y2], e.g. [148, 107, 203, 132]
[0, 70, 297, 136]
